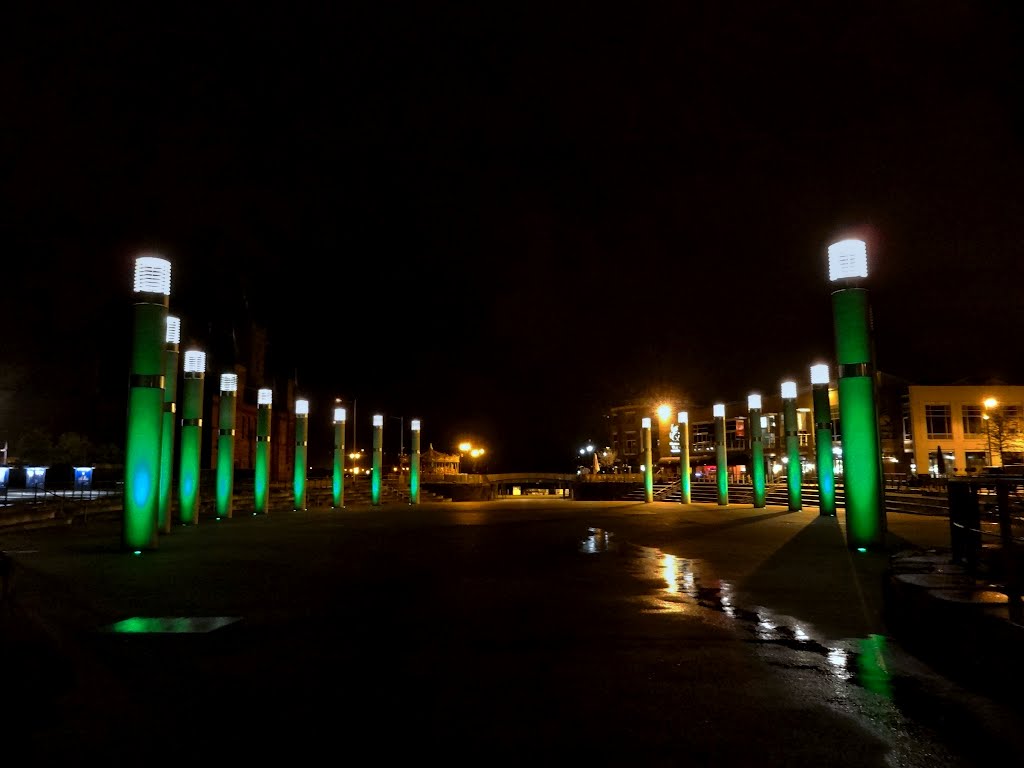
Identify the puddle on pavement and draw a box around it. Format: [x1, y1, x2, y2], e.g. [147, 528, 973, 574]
[578, 527, 1001, 767]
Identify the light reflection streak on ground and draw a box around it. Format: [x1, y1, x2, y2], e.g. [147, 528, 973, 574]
[611, 541, 979, 767]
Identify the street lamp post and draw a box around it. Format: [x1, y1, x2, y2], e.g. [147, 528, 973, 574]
[828, 237, 885, 550]
[642, 417, 654, 503]
[124, 254, 170, 552]
[255, 388, 272, 515]
[748, 394, 765, 508]
[216, 372, 238, 520]
[178, 349, 206, 525]
[410, 419, 421, 505]
[678, 411, 691, 504]
[372, 414, 384, 505]
[158, 315, 180, 535]
[781, 380, 801, 512]
[984, 397, 998, 467]
[714, 403, 728, 506]
[811, 363, 837, 517]
[333, 405, 346, 508]
[294, 398, 309, 511]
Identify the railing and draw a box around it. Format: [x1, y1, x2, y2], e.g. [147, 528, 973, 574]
[947, 476, 1024, 622]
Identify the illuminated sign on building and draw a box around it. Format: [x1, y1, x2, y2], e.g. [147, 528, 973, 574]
[669, 423, 681, 454]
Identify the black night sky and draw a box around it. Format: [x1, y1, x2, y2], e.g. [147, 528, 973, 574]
[4, 2, 1024, 471]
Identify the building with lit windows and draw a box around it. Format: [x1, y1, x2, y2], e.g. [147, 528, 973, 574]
[904, 383, 1024, 477]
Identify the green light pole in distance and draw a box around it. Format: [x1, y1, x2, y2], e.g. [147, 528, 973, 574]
[294, 398, 309, 511]
[782, 380, 802, 511]
[748, 394, 766, 508]
[332, 405, 346, 508]
[811, 363, 837, 517]
[124, 255, 170, 552]
[714, 404, 728, 505]
[642, 417, 654, 502]
[410, 419, 421, 504]
[371, 414, 384, 505]
[678, 411, 691, 504]
[216, 373, 238, 519]
[255, 388, 272, 515]
[829, 238, 885, 549]
[158, 315, 180, 535]
[178, 350, 206, 525]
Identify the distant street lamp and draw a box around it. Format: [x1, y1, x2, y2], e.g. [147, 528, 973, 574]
[294, 398, 309, 511]
[333, 404, 346, 509]
[810, 363, 836, 517]
[642, 417, 654, 503]
[713, 404, 727, 506]
[677, 411, 691, 504]
[410, 419, 421, 505]
[983, 397, 998, 467]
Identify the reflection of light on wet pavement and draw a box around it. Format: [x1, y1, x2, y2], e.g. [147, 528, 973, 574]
[579, 527, 615, 554]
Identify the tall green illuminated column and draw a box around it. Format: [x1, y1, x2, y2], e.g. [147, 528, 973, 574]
[123, 255, 170, 552]
[371, 414, 384, 506]
[294, 398, 309, 511]
[748, 394, 766, 508]
[642, 417, 654, 502]
[811, 363, 837, 517]
[158, 315, 180, 535]
[178, 350, 206, 525]
[332, 405, 346, 508]
[255, 388, 272, 515]
[678, 411, 691, 504]
[829, 238, 885, 549]
[782, 380, 802, 511]
[410, 419, 421, 505]
[215, 373, 238, 519]
[713, 403, 728, 505]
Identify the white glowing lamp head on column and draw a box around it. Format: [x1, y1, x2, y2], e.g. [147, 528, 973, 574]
[411, 419, 421, 431]
[295, 399, 309, 416]
[641, 417, 651, 429]
[781, 381, 797, 399]
[165, 316, 181, 344]
[183, 350, 206, 373]
[333, 407, 346, 423]
[219, 373, 238, 393]
[373, 414, 384, 427]
[748, 394, 762, 410]
[677, 411, 688, 425]
[133, 255, 171, 295]
[258, 388, 273, 405]
[827, 239, 868, 282]
[713, 404, 725, 418]
[810, 364, 831, 385]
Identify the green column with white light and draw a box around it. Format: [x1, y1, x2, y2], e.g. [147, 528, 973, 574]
[255, 388, 272, 515]
[158, 315, 180, 534]
[782, 380, 802, 511]
[178, 350, 206, 525]
[124, 255, 170, 551]
[294, 398, 309, 511]
[678, 411, 691, 504]
[333, 405, 346, 508]
[748, 394, 766, 508]
[410, 419, 421, 504]
[371, 414, 383, 505]
[215, 373, 238, 519]
[811, 363, 837, 517]
[642, 417, 654, 502]
[714, 403, 728, 505]
[829, 238, 885, 549]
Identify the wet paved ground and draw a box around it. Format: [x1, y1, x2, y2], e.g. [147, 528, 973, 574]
[2, 499, 1023, 765]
